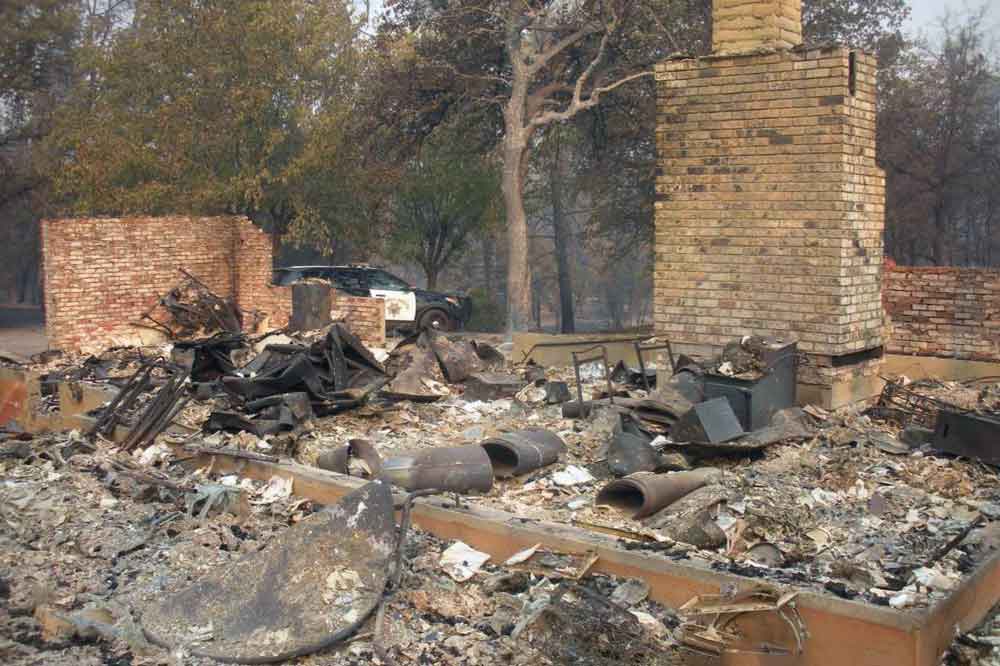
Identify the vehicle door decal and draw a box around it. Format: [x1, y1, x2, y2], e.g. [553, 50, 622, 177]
[370, 289, 416, 322]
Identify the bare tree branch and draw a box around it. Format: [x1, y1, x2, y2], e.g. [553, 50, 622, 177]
[525, 23, 602, 76]
[528, 70, 653, 129]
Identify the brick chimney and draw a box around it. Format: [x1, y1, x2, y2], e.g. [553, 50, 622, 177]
[653, 0, 887, 408]
[713, 0, 803, 53]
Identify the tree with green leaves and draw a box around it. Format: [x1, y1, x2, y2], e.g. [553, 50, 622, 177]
[46, 0, 361, 249]
[1, 1, 136, 302]
[1, 0, 79, 217]
[388, 143, 500, 290]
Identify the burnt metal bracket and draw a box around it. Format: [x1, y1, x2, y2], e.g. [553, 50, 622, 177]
[571, 345, 614, 407]
[633, 340, 676, 390]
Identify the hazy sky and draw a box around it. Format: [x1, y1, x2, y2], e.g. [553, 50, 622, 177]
[909, 0, 958, 29]
[907, 0, 998, 34]
[357, 1, 997, 41]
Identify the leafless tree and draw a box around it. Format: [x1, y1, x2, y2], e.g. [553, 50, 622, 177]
[879, 8, 1000, 266]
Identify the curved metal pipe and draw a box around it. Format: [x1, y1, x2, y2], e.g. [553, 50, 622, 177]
[595, 468, 722, 519]
[315, 439, 383, 478]
[480, 429, 566, 478]
[381, 445, 494, 493]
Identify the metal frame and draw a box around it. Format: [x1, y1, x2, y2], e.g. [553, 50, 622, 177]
[632, 340, 676, 390]
[873, 379, 959, 429]
[517, 335, 654, 364]
[571, 345, 614, 406]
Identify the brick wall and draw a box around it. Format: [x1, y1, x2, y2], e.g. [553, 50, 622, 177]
[654, 46, 885, 362]
[42, 216, 385, 352]
[43, 216, 243, 351]
[331, 294, 386, 347]
[884, 266, 1000, 361]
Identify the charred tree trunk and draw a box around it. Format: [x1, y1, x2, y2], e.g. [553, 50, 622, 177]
[932, 202, 948, 266]
[482, 234, 496, 294]
[550, 133, 576, 334]
[425, 267, 439, 291]
[532, 278, 543, 329]
[271, 231, 282, 269]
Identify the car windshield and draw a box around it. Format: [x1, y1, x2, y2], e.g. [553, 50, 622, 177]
[368, 270, 410, 291]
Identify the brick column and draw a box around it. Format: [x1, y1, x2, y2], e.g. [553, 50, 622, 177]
[654, 0, 886, 408]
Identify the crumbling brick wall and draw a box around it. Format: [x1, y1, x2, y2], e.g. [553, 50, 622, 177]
[884, 266, 1000, 361]
[42, 216, 385, 351]
[255, 286, 386, 348]
[654, 46, 885, 360]
[331, 294, 386, 347]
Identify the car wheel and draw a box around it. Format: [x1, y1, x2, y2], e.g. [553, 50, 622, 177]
[418, 308, 452, 332]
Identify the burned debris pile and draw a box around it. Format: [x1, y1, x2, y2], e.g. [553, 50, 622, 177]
[2, 325, 1000, 666]
[140, 269, 244, 340]
[474, 335, 1000, 615]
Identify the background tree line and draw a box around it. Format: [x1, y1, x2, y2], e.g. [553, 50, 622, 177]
[1, 0, 997, 331]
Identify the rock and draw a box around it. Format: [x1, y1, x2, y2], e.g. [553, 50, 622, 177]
[630, 610, 668, 639]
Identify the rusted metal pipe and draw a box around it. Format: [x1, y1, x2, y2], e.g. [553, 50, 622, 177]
[316, 439, 383, 478]
[479, 429, 566, 478]
[596, 468, 722, 519]
[381, 445, 493, 493]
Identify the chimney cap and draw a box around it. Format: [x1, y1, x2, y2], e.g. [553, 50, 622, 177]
[712, 0, 803, 54]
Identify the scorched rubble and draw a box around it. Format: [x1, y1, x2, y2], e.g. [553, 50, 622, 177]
[1, 325, 998, 666]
